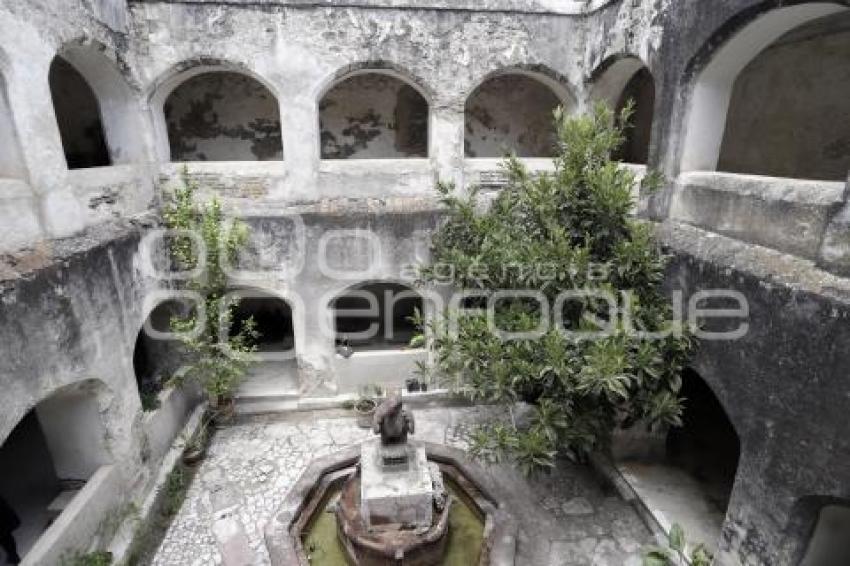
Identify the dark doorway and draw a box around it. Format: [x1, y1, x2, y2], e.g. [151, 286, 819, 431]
[48, 57, 111, 169]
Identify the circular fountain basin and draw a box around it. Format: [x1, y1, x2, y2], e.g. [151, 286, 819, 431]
[265, 442, 518, 566]
[334, 469, 453, 566]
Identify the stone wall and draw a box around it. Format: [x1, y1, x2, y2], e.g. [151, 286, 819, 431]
[660, 222, 850, 566]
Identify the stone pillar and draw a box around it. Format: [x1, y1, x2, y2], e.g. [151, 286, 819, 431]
[7, 52, 86, 238]
[429, 101, 465, 189]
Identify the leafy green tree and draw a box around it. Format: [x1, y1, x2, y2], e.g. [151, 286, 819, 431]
[420, 104, 692, 472]
[164, 167, 258, 406]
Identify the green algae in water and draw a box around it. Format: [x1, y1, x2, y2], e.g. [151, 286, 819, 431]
[303, 490, 349, 566]
[442, 479, 485, 566]
[303, 481, 485, 566]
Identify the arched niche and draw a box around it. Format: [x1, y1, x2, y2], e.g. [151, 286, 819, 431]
[330, 281, 422, 351]
[613, 368, 741, 554]
[718, 12, 850, 180]
[230, 291, 296, 356]
[0, 380, 111, 559]
[319, 71, 429, 159]
[798, 499, 850, 566]
[49, 42, 147, 170]
[589, 56, 656, 165]
[48, 57, 110, 169]
[464, 72, 571, 158]
[133, 299, 190, 411]
[679, 3, 848, 175]
[163, 71, 282, 162]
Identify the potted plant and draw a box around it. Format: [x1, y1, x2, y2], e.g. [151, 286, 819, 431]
[181, 422, 208, 466]
[352, 384, 384, 428]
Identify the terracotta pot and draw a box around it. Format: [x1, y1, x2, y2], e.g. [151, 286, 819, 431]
[354, 399, 377, 429]
[182, 445, 206, 466]
[212, 396, 236, 428]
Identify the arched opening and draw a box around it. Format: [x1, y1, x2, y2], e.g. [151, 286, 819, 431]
[680, 3, 848, 175]
[230, 293, 295, 355]
[331, 282, 422, 352]
[133, 300, 190, 411]
[164, 71, 282, 162]
[613, 68, 655, 164]
[0, 71, 25, 179]
[48, 56, 111, 169]
[0, 382, 110, 561]
[589, 57, 656, 164]
[464, 73, 564, 158]
[799, 501, 850, 566]
[319, 72, 429, 159]
[613, 369, 740, 553]
[718, 12, 850, 180]
[229, 291, 298, 395]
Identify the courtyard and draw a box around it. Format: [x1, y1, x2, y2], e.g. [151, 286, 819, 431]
[149, 404, 651, 566]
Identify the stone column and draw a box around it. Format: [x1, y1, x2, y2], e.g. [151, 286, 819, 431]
[7, 51, 86, 238]
[429, 100, 465, 190]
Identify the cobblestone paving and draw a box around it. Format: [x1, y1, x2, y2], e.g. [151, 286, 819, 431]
[151, 404, 652, 565]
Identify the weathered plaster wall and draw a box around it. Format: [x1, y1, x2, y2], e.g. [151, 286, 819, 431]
[1, 1, 850, 564]
[464, 75, 562, 158]
[320, 73, 428, 159]
[165, 71, 282, 161]
[718, 14, 850, 181]
[0, 75, 26, 179]
[660, 222, 850, 566]
[0, 217, 189, 562]
[224, 202, 439, 394]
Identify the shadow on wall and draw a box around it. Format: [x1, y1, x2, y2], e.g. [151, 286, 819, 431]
[320, 73, 429, 159]
[165, 71, 283, 162]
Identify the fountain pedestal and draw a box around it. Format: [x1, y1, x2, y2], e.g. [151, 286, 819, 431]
[360, 440, 434, 529]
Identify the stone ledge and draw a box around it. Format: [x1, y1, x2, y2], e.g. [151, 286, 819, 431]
[656, 221, 850, 305]
[129, 0, 617, 16]
[669, 172, 846, 260]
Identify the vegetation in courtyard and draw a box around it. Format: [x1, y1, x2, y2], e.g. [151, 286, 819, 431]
[62, 551, 113, 566]
[124, 461, 200, 566]
[164, 167, 258, 408]
[420, 103, 692, 473]
[642, 523, 713, 566]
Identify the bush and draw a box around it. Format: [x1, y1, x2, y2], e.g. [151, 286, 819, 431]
[163, 167, 258, 404]
[420, 104, 692, 472]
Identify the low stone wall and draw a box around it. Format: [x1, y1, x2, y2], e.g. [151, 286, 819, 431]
[669, 172, 846, 261]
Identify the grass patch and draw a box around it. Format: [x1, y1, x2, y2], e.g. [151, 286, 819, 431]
[124, 459, 200, 565]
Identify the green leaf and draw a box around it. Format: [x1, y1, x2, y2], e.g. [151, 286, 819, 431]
[668, 523, 685, 553]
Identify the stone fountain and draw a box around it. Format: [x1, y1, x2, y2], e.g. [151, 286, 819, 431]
[335, 395, 451, 565]
[265, 396, 519, 566]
